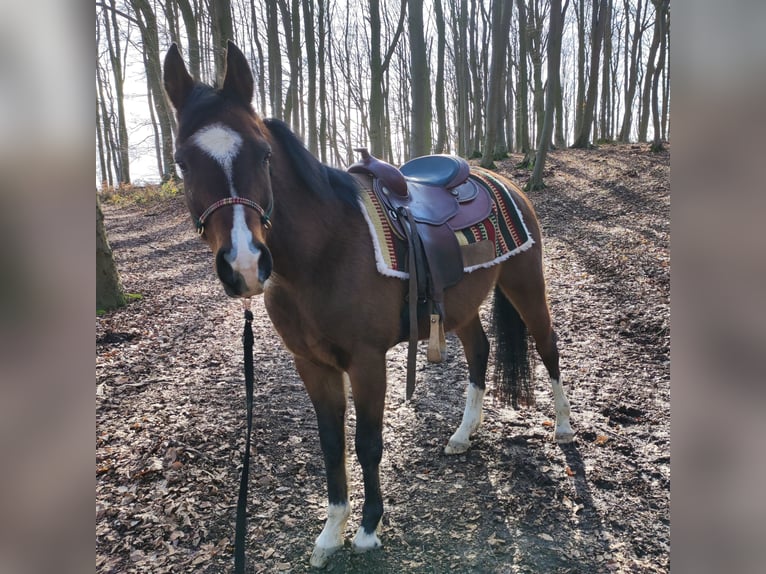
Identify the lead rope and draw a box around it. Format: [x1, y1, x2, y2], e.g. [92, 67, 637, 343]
[234, 298, 254, 573]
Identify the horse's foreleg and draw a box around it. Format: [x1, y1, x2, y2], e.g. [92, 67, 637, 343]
[347, 351, 386, 554]
[445, 315, 490, 454]
[295, 358, 351, 568]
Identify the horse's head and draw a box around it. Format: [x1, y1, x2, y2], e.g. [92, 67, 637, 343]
[163, 41, 273, 298]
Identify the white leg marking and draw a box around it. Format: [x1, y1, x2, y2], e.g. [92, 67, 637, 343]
[445, 382, 485, 455]
[351, 524, 382, 553]
[551, 377, 574, 443]
[310, 502, 350, 568]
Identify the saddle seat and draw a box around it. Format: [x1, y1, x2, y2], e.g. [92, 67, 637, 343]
[349, 149, 495, 399]
[349, 148, 491, 232]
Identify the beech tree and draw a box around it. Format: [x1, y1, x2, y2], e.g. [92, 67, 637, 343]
[96, 195, 125, 311]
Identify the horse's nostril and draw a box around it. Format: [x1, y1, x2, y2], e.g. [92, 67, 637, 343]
[216, 248, 237, 288]
[256, 243, 272, 283]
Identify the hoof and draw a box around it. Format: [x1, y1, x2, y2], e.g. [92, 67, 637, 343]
[554, 429, 575, 444]
[351, 527, 382, 554]
[310, 544, 342, 569]
[444, 438, 470, 455]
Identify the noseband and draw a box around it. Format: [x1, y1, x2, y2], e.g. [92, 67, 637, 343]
[195, 197, 272, 236]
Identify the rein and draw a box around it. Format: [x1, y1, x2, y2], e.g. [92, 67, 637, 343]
[234, 299, 254, 574]
[195, 197, 272, 236]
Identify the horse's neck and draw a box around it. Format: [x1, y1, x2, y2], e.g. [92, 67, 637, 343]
[268, 176, 353, 284]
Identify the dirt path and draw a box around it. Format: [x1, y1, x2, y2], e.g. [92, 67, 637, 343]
[97, 144, 669, 573]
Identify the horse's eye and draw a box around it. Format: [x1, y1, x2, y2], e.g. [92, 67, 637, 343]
[174, 152, 188, 173]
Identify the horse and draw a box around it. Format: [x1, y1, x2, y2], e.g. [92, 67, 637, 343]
[163, 41, 573, 568]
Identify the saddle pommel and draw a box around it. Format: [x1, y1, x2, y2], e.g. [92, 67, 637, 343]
[348, 148, 409, 197]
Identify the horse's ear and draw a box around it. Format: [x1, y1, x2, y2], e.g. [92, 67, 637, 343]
[163, 43, 194, 112]
[221, 41, 254, 106]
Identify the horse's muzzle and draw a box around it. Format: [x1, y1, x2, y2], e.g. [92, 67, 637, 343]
[215, 243, 272, 297]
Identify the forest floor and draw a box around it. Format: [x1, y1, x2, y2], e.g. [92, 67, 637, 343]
[97, 143, 670, 573]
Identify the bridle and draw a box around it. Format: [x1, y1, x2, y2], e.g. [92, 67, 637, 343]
[194, 196, 273, 236]
[193, 146, 275, 236]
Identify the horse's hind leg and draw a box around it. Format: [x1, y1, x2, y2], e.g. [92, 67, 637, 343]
[295, 358, 351, 568]
[445, 315, 490, 454]
[499, 266, 574, 443]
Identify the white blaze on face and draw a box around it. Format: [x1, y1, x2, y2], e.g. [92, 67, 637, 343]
[191, 123, 263, 294]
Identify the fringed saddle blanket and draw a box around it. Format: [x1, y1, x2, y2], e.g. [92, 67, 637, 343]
[359, 168, 534, 279]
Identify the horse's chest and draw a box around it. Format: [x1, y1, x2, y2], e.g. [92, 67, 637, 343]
[264, 285, 349, 367]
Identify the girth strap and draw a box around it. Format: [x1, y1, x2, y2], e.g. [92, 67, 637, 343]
[399, 206, 426, 400]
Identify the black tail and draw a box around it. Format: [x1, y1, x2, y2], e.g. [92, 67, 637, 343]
[490, 287, 535, 407]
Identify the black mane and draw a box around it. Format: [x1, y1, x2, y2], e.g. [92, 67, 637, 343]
[264, 118, 360, 211]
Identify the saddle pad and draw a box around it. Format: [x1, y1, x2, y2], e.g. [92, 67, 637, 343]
[359, 168, 534, 279]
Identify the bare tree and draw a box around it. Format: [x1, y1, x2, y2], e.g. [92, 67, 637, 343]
[409, 0, 432, 158]
[649, 0, 668, 151]
[570, 0, 608, 148]
[369, 0, 407, 159]
[618, 0, 646, 141]
[101, 0, 131, 184]
[433, 0, 448, 153]
[97, 195, 126, 311]
[528, 0, 568, 189]
[130, 0, 177, 180]
[638, 0, 661, 142]
[480, 0, 513, 168]
[515, 0, 532, 163]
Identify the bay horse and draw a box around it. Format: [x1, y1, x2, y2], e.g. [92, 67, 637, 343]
[163, 41, 573, 568]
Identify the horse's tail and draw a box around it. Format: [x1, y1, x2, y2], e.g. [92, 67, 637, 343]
[490, 286, 535, 407]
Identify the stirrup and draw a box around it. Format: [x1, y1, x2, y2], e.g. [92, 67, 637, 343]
[427, 314, 447, 363]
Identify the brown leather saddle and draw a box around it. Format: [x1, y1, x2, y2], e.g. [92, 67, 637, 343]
[349, 149, 493, 399]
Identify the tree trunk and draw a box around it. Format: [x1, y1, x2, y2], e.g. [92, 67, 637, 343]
[369, 0, 407, 160]
[209, 0, 233, 86]
[650, 0, 668, 151]
[481, 0, 512, 168]
[528, 0, 545, 149]
[452, 0, 471, 157]
[96, 196, 126, 311]
[515, 0, 531, 162]
[433, 0, 448, 153]
[409, 0, 432, 159]
[574, 0, 586, 138]
[599, 0, 612, 141]
[528, 0, 566, 189]
[266, 0, 283, 118]
[302, 0, 318, 155]
[468, 0, 483, 157]
[571, 0, 607, 148]
[176, 0, 201, 80]
[618, 0, 645, 142]
[662, 24, 670, 141]
[103, 0, 130, 184]
[131, 0, 177, 181]
[638, 0, 661, 142]
[316, 0, 328, 162]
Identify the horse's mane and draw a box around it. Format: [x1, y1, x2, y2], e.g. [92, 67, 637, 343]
[264, 118, 360, 211]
